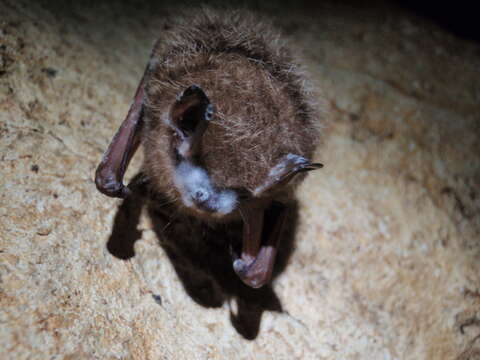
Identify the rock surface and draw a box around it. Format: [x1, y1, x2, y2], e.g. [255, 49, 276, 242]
[1, 1, 479, 359]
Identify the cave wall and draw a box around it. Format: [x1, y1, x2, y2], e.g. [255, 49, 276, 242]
[1, 1, 479, 359]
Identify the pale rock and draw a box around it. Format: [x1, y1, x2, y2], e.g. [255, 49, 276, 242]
[1, 1, 479, 359]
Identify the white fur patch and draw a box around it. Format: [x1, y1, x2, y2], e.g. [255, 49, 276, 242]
[174, 161, 238, 215]
[214, 189, 237, 214]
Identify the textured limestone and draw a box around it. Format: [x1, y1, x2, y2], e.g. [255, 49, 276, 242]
[1, 1, 479, 359]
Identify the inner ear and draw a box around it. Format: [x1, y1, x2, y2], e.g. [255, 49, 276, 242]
[170, 85, 213, 159]
[171, 85, 212, 136]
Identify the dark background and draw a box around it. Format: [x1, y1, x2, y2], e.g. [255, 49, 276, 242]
[27, 0, 480, 43]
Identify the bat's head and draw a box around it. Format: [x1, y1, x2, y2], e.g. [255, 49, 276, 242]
[164, 85, 240, 219]
[154, 84, 321, 220]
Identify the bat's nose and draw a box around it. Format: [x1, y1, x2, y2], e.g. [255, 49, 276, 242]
[191, 190, 214, 213]
[194, 190, 209, 203]
[186, 186, 238, 215]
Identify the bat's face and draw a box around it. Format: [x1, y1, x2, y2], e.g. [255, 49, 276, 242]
[172, 160, 239, 216]
[166, 85, 240, 218]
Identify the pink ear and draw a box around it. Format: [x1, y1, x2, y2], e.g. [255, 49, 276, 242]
[169, 85, 214, 159]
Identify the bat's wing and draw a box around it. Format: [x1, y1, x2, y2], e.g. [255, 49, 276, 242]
[233, 154, 322, 288]
[95, 70, 147, 198]
[234, 201, 288, 288]
[253, 153, 323, 197]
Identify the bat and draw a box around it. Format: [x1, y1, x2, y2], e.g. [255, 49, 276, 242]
[95, 8, 323, 288]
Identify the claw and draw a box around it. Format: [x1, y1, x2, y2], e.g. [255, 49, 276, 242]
[253, 154, 323, 197]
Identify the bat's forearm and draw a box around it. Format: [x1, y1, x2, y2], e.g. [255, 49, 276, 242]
[95, 73, 146, 198]
[234, 201, 287, 288]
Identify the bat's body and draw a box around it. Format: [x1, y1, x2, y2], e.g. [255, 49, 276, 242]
[96, 9, 323, 288]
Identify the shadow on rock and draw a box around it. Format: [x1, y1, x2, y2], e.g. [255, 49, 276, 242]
[106, 192, 144, 260]
[106, 174, 298, 340]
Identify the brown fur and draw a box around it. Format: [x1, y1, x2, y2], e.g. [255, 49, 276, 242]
[142, 8, 323, 217]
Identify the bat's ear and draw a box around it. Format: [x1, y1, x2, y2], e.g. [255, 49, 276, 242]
[170, 85, 214, 158]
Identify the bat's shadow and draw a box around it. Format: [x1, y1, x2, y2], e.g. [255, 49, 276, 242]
[106, 175, 298, 340]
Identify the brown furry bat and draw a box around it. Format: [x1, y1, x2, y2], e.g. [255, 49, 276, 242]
[95, 8, 323, 288]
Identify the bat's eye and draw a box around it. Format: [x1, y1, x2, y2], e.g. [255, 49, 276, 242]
[205, 104, 214, 121]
